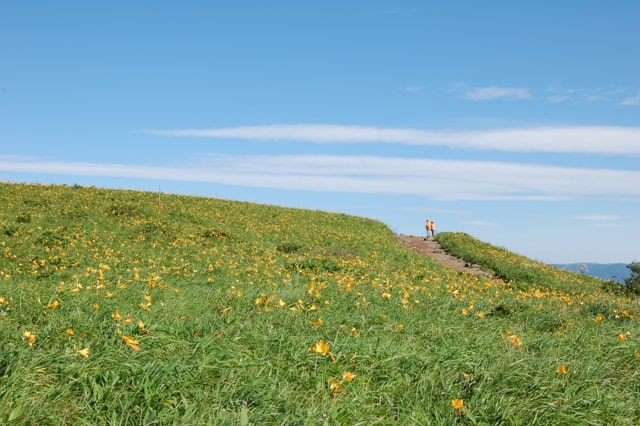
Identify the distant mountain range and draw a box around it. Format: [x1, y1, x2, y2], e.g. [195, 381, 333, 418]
[553, 263, 630, 284]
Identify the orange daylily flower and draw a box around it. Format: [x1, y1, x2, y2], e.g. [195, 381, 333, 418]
[76, 347, 90, 358]
[46, 300, 59, 309]
[122, 335, 141, 351]
[309, 340, 336, 361]
[328, 377, 342, 395]
[310, 340, 329, 355]
[508, 334, 522, 348]
[557, 365, 568, 375]
[342, 371, 356, 381]
[451, 399, 466, 417]
[22, 330, 36, 347]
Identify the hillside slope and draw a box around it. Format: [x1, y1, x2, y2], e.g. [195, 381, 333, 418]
[0, 183, 638, 424]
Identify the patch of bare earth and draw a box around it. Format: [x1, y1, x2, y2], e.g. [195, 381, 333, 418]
[394, 234, 497, 280]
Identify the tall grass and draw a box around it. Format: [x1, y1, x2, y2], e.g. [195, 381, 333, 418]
[435, 232, 606, 294]
[1, 183, 638, 424]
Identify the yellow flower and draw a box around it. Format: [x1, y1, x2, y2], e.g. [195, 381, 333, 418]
[328, 377, 342, 395]
[310, 318, 323, 326]
[617, 333, 626, 342]
[309, 340, 336, 361]
[381, 292, 391, 299]
[557, 365, 568, 375]
[310, 340, 330, 355]
[22, 330, 36, 347]
[122, 335, 141, 351]
[66, 328, 75, 336]
[508, 334, 522, 348]
[46, 300, 59, 309]
[451, 399, 466, 417]
[138, 302, 151, 311]
[594, 315, 604, 322]
[76, 347, 90, 358]
[342, 371, 356, 381]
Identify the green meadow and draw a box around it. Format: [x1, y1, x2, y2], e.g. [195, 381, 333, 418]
[1, 182, 638, 425]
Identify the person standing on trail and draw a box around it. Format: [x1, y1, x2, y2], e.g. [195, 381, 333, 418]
[425, 219, 434, 239]
[430, 220, 436, 237]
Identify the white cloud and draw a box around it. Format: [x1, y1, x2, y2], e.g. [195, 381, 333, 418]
[545, 95, 572, 104]
[2, 155, 639, 202]
[590, 223, 623, 228]
[144, 124, 640, 156]
[620, 91, 640, 106]
[573, 214, 623, 221]
[572, 214, 624, 229]
[401, 85, 426, 93]
[461, 86, 532, 101]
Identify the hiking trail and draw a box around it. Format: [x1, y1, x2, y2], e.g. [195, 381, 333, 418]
[394, 234, 497, 280]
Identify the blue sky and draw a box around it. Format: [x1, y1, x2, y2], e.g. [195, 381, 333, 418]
[1, 1, 638, 264]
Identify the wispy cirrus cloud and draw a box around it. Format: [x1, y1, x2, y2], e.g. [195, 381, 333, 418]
[620, 91, 640, 106]
[573, 214, 623, 221]
[2, 155, 639, 202]
[401, 85, 426, 93]
[460, 86, 533, 101]
[455, 83, 633, 105]
[543, 86, 629, 105]
[573, 214, 625, 229]
[144, 124, 640, 156]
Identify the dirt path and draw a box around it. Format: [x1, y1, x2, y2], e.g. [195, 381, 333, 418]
[394, 234, 497, 280]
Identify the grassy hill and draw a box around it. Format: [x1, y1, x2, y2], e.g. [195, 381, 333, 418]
[1, 182, 638, 424]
